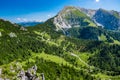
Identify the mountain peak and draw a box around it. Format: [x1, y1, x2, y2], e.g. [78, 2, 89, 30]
[53, 6, 120, 32]
[63, 6, 76, 9]
[53, 6, 97, 33]
[93, 8, 120, 30]
[59, 6, 78, 15]
[97, 8, 110, 14]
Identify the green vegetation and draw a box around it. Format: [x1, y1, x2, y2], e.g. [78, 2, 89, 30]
[98, 34, 107, 41]
[83, 19, 97, 27]
[0, 19, 95, 79]
[0, 17, 120, 80]
[112, 11, 120, 18]
[61, 6, 97, 29]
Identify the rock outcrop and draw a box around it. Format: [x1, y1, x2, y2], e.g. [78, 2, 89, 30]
[8, 32, 17, 38]
[17, 65, 45, 80]
[53, 6, 96, 33]
[53, 6, 120, 31]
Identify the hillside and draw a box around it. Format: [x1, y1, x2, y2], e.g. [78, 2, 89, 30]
[0, 19, 97, 80]
[93, 8, 120, 30]
[54, 6, 97, 33]
[0, 6, 120, 80]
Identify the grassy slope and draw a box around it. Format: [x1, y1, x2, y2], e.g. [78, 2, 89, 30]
[62, 7, 97, 28]
[0, 18, 120, 80]
[0, 20, 94, 79]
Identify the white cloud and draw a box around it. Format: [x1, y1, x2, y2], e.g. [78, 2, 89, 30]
[96, 0, 100, 2]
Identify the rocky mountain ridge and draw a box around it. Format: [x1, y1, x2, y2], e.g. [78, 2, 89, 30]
[93, 8, 120, 30]
[0, 6, 120, 80]
[53, 6, 120, 31]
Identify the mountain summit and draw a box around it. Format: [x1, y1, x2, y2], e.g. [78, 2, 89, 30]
[53, 6, 120, 31]
[54, 6, 97, 31]
[93, 8, 120, 30]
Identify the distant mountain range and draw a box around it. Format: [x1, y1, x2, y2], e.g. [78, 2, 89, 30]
[18, 21, 43, 27]
[52, 6, 120, 40]
[53, 6, 120, 31]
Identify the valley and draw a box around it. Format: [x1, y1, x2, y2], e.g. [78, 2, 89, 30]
[0, 6, 120, 80]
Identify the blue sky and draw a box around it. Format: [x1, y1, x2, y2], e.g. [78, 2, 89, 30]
[0, 0, 120, 23]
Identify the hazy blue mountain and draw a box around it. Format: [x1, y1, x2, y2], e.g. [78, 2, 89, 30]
[93, 8, 120, 30]
[18, 21, 43, 27]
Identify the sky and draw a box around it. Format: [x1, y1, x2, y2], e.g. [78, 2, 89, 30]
[0, 0, 120, 23]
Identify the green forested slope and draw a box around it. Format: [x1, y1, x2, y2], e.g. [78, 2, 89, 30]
[0, 19, 120, 80]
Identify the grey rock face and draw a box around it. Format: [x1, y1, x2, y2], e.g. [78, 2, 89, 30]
[20, 27, 28, 31]
[17, 65, 44, 80]
[0, 69, 2, 75]
[53, 6, 96, 32]
[78, 7, 96, 17]
[0, 32, 2, 37]
[8, 32, 17, 38]
[53, 6, 120, 31]
[41, 73, 45, 80]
